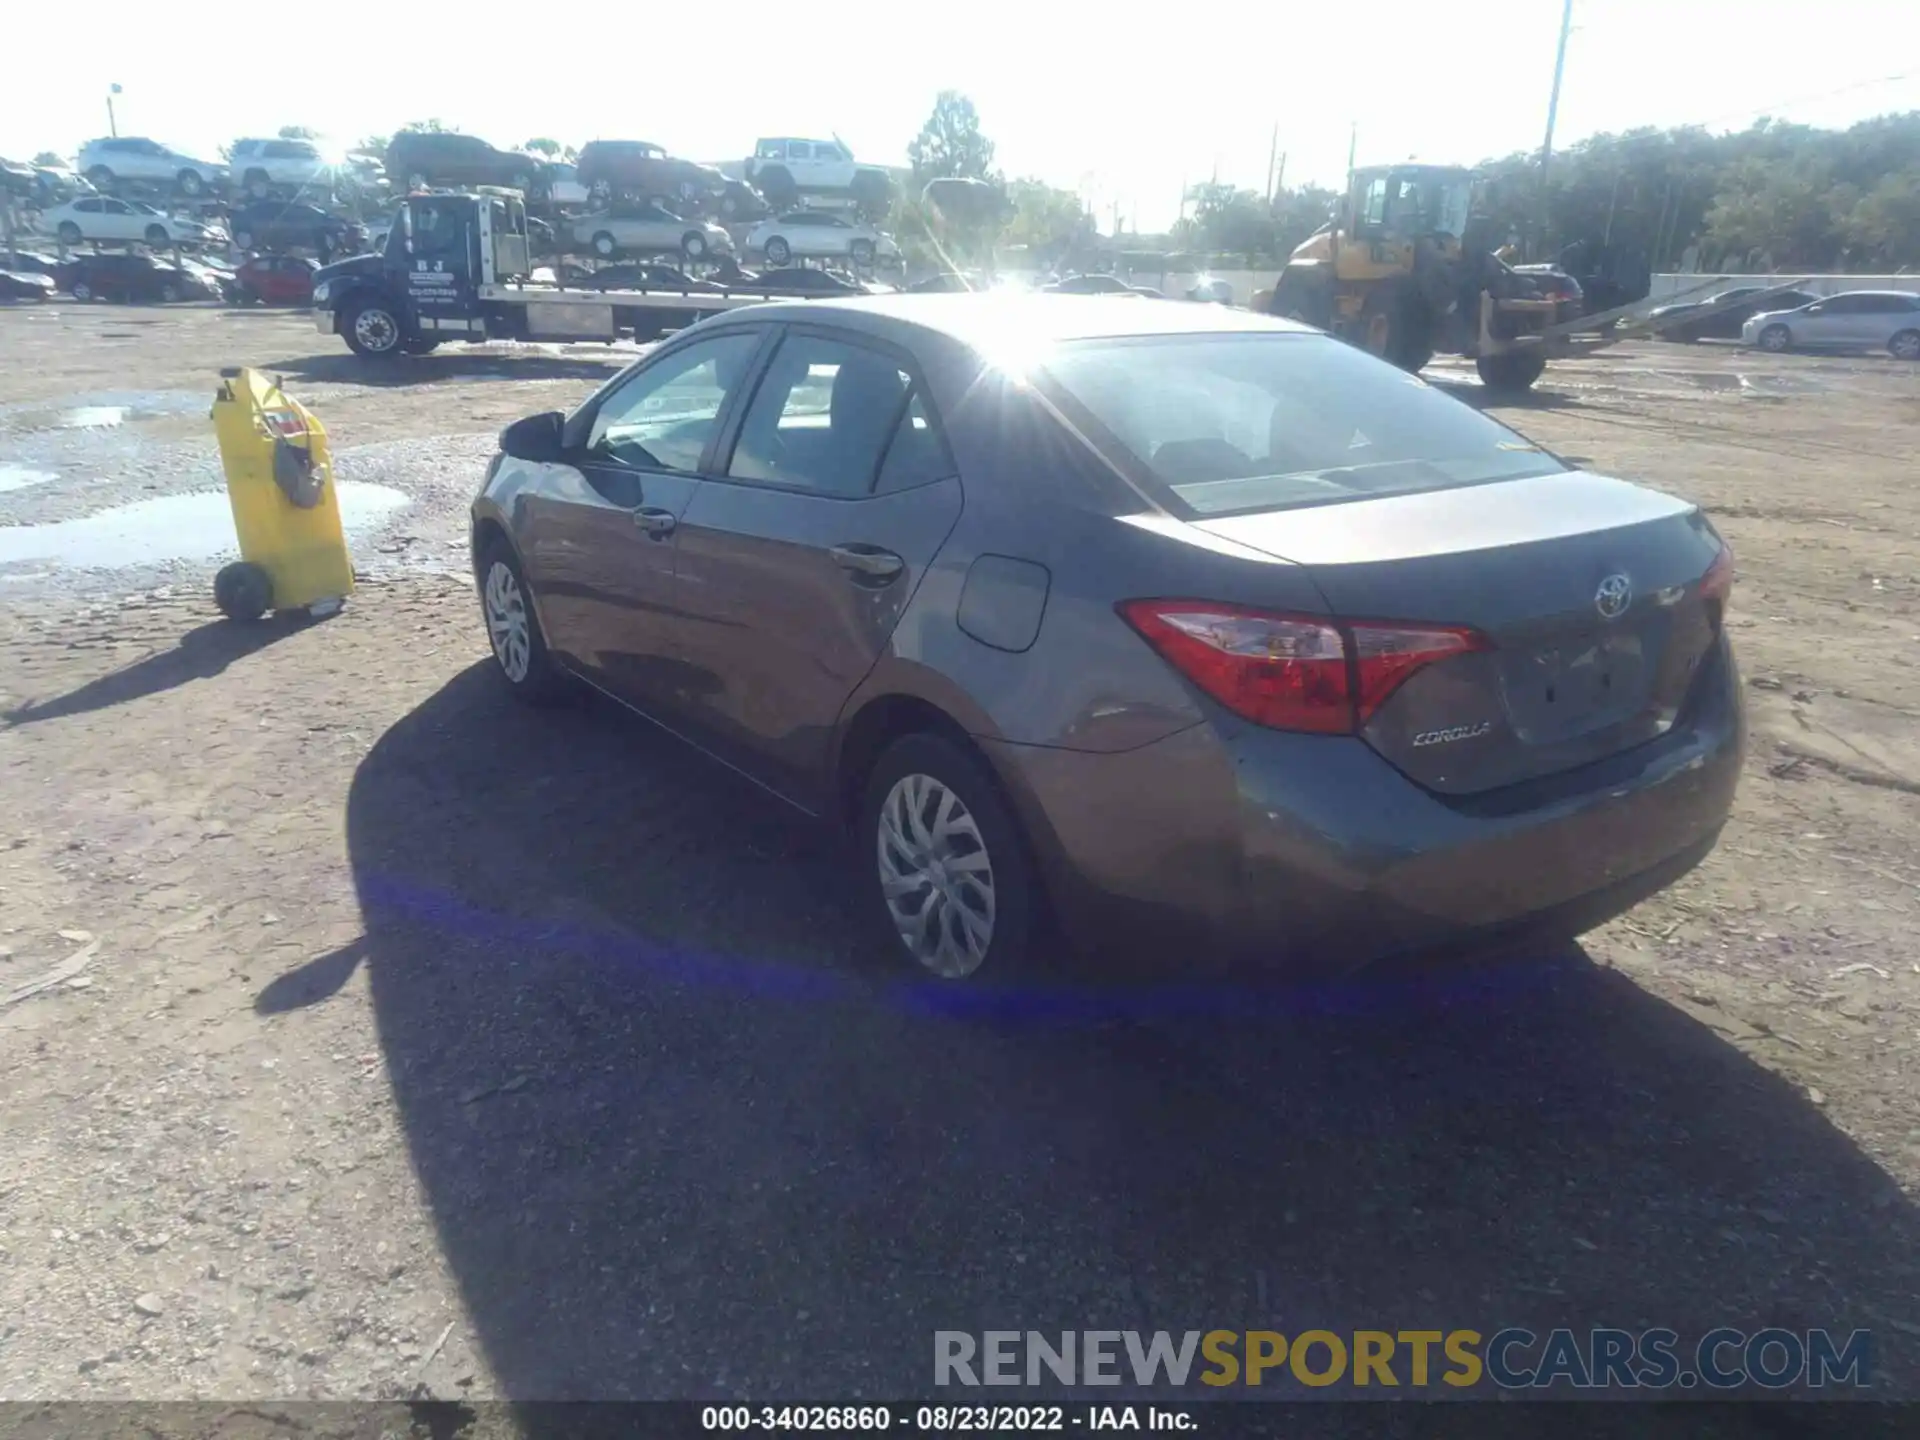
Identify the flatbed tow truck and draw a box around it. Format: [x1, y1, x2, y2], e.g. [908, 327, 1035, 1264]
[311, 189, 842, 358]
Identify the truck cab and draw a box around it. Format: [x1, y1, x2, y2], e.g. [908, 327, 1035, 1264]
[311, 190, 535, 356]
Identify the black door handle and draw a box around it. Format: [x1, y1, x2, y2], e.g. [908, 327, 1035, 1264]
[634, 507, 676, 537]
[829, 544, 904, 583]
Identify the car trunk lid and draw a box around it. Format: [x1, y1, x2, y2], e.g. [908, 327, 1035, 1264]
[1193, 471, 1728, 795]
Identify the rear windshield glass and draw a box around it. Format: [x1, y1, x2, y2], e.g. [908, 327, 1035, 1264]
[1040, 334, 1565, 517]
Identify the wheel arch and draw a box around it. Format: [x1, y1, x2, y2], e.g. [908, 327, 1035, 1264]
[832, 686, 1075, 944]
[471, 506, 558, 652]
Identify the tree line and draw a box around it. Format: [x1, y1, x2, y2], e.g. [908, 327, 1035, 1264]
[901, 96, 1920, 275]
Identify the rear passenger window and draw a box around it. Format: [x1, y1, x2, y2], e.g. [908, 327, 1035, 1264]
[726, 334, 910, 497]
[876, 389, 956, 492]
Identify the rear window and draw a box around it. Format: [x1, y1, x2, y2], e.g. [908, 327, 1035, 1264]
[1039, 334, 1565, 518]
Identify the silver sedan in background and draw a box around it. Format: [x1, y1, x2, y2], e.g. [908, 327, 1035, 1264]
[571, 204, 733, 261]
[1743, 290, 1920, 359]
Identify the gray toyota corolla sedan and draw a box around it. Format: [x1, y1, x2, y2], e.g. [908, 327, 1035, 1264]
[470, 295, 1742, 982]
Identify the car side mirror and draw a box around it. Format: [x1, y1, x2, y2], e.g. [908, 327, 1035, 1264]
[500, 411, 566, 464]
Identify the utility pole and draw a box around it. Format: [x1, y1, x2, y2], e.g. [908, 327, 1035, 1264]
[1265, 124, 1279, 205]
[1537, 0, 1574, 259]
[107, 83, 122, 137]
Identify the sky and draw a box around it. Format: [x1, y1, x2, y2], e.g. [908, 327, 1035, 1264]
[3, 0, 1915, 232]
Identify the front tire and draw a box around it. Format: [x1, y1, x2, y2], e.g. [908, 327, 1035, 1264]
[343, 298, 404, 357]
[1758, 323, 1792, 353]
[178, 169, 205, 197]
[57, 221, 82, 247]
[214, 561, 273, 621]
[145, 224, 170, 247]
[85, 166, 115, 192]
[681, 230, 708, 260]
[245, 169, 271, 199]
[849, 238, 875, 266]
[1475, 350, 1547, 394]
[1889, 329, 1920, 362]
[158, 282, 180, 303]
[478, 545, 567, 704]
[764, 236, 791, 266]
[70, 279, 94, 301]
[591, 230, 618, 258]
[859, 733, 1036, 982]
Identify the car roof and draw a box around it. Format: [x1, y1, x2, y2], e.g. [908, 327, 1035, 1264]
[1828, 289, 1919, 299]
[728, 293, 1315, 347]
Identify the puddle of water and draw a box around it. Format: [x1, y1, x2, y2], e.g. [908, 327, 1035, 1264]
[0, 483, 412, 570]
[0, 391, 208, 436]
[61, 406, 131, 429]
[0, 464, 58, 494]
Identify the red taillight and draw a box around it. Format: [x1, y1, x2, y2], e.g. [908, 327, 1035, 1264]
[1118, 600, 1486, 735]
[1699, 544, 1735, 610]
[1349, 622, 1485, 721]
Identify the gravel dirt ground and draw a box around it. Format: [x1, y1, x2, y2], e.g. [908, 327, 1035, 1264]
[1, 302, 1918, 1418]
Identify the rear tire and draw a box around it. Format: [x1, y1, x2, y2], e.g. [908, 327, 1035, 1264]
[70, 279, 94, 301]
[158, 282, 180, 303]
[1475, 351, 1547, 394]
[145, 224, 170, 247]
[57, 221, 82, 247]
[478, 544, 568, 704]
[850, 238, 876, 266]
[1757, 323, 1791, 353]
[764, 236, 791, 266]
[1889, 329, 1920, 362]
[177, 169, 205, 197]
[85, 166, 115, 192]
[245, 169, 271, 199]
[858, 733, 1037, 982]
[214, 561, 273, 622]
[592, 230, 618, 258]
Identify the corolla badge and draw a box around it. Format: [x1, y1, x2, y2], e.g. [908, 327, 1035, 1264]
[1594, 572, 1632, 620]
[1412, 720, 1493, 748]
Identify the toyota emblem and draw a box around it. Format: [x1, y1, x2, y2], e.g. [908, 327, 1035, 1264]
[1594, 573, 1632, 620]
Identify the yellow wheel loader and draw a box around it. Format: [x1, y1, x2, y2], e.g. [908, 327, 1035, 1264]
[1259, 164, 1580, 393]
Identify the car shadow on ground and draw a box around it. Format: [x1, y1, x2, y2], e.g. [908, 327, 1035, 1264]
[1426, 376, 1585, 412]
[260, 352, 625, 387]
[3, 615, 307, 728]
[276, 662, 1920, 1409]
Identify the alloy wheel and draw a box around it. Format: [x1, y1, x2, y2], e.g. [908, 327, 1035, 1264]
[877, 772, 996, 978]
[484, 560, 532, 683]
[353, 307, 399, 355]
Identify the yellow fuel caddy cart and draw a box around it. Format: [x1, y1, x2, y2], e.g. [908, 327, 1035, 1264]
[209, 367, 352, 621]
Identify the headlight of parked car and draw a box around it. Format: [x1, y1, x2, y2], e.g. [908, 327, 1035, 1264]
[312, 281, 331, 304]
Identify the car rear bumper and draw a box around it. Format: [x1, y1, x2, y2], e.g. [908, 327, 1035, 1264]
[988, 633, 1744, 974]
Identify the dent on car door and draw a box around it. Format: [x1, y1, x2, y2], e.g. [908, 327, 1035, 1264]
[521, 328, 766, 708]
[670, 327, 965, 805]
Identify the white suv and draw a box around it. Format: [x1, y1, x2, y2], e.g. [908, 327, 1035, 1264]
[78, 137, 226, 197]
[744, 138, 891, 212]
[229, 138, 330, 198]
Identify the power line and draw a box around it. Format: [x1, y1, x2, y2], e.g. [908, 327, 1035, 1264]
[1689, 72, 1915, 131]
